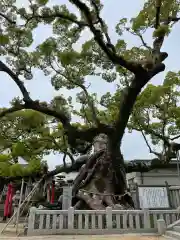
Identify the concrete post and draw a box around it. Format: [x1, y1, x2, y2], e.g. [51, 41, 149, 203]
[157, 219, 166, 235]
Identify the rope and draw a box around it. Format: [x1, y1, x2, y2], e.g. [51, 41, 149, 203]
[79, 189, 131, 198]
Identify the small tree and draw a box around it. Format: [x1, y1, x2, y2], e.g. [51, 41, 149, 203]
[0, 0, 179, 209]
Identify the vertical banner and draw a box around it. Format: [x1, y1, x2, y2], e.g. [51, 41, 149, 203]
[50, 180, 55, 203]
[4, 184, 12, 217]
[8, 184, 14, 217]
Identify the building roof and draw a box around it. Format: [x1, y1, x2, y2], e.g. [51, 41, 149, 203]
[129, 158, 178, 166]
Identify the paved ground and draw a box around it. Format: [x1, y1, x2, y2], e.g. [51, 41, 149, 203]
[0, 235, 167, 240]
[0, 223, 167, 240]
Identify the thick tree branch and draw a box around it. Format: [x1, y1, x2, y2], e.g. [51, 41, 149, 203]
[0, 104, 113, 149]
[0, 61, 72, 127]
[25, 101, 71, 126]
[66, 151, 75, 164]
[0, 61, 113, 145]
[152, 0, 168, 65]
[70, 0, 145, 74]
[0, 13, 16, 24]
[3, 153, 175, 182]
[0, 105, 25, 118]
[67, 123, 115, 148]
[26, 13, 88, 28]
[113, 69, 165, 145]
[90, 0, 115, 52]
[62, 153, 67, 167]
[155, 0, 162, 29]
[113, 44, 165, 145]
[171, 134, 180, 141]
[101, 1, 166, 146]
[125, 158, 173, 173]
[0, 61, 31, 102]
[148, 63, 166, 78]
[167, 17, 180, 23]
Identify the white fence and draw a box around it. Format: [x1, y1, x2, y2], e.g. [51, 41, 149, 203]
[27, 207, 180, 235]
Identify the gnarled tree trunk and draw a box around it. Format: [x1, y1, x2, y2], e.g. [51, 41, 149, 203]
[71, 134, 134, 210]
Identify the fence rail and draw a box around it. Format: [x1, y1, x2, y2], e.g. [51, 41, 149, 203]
[27, 207, 180, 235]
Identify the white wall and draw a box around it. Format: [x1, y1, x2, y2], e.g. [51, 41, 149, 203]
[56, 168, 180, 187]
[127, 168, 180, 186]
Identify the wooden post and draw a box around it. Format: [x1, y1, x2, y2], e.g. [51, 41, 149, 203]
[1, 177, 43, 234]
[16, 178, 24, 233]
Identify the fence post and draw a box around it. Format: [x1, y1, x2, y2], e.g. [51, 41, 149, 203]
[106, 207, 112, 230]
[68, 207, 74, 230]
[157, 219, 166, 235]
[27, 207, 36, 235]
[143, 208, 150, 229]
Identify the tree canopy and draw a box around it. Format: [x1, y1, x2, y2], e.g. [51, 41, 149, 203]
[0, 0, 180, 180]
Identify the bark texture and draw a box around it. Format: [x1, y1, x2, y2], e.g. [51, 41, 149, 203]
[58, 134, 134, 210]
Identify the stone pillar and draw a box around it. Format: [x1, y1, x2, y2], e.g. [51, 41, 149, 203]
[62, 186, 72, 210]
[157, 219, 166, 235]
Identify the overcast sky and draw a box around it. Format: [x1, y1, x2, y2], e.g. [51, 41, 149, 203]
[1, 0, 180, 170]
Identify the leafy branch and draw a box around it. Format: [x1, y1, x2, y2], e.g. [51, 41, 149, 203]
[0, 0, 167, 154]
[3, 149, 174, 182]
[70, 0, 145, 74]
[0, 61, 31, 102]
[48, 58, 100, 126]
[0, 12, 16, 24]
[0, 59, 114, 149]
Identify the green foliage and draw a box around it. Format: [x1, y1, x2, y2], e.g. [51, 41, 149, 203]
[130, 0, 179, 32]
[0, 0, 180, 173]
[128, 71, 180, 145]
[0, 35, 9, 45]
[153, 25, 170, 38]
[0, 105, 70, 177]
[36, 0, 48, 5]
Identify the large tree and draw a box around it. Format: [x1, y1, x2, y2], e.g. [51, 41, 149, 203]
[0, 0, 180, 209]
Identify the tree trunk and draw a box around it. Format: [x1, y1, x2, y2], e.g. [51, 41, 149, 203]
[70, 134, 134, 210]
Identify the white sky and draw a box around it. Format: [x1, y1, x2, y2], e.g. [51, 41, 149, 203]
[1, 0, 180, 170]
